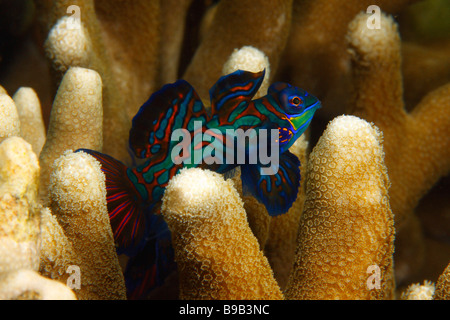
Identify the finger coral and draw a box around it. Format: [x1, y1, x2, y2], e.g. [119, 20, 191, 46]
[346, 12, 450, 228]
[0, 0, 449, 302]
[400, 280, 435, 300]
[220, 46, 272, 248]
[222, 45, 271, 99]
[434, 262, 450, 300]
[264, 136, 309, 289]
[38, 66, 103, 201]
[0, 137, 74, 300]
[346, 10, 450, 284]
[0, 269, 76, 300]
[36, 0, 161, 163]
[12, 87, 46, 155]
[48, 151, 126, 300]
[161, 168, 283, 300]
[0, 93, 20, 143]
[0, 137, 40, 273]
[284, 115, 395, 300]
[278, 0, 418, 118]
[38, 207, 76, 285]
[183, 0, 293, 100]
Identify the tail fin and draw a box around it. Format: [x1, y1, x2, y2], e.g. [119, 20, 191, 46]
[76, 149, 148, 256]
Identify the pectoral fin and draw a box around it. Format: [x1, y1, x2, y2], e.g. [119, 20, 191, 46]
[241, 150, 301, 216]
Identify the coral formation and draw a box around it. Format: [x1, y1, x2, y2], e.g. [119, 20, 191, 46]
[183, 0, 293, 100]
[277, 0, 419, 118]
[284, 116, 395, 299]
[400, 280, 435, 300]
[434, 262, 450, 300]
[0, 137, 40, 274]
[161, 168, 283, 300]
[346, 11, 450, 228]
[345, 10, 450, 283]
[39, 207, 76, 285]
[39, 66, 103, 201]
[222, 46, 271, 99]
[48, 151, 126, 299]
[264, 136, 309, 289]
[0, 269, 76, 300]
[0, 93, 20, 143]
[12, 87, 46, 155]
[0, 0, 449, 301]
[36, 0, 161, 163]
[0, 137, 75, 300]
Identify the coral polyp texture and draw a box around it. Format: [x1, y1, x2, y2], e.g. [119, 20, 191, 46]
[284, 116, 395, 300]
[0, 0, 449, 300]
[162, 168, 283, 300]
[39, 66, 103, 201]
[400, 280, 435, 300]
[48, 151, 126, 299]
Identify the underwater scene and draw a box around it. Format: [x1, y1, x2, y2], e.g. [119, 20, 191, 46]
[0, 0, 449, 302]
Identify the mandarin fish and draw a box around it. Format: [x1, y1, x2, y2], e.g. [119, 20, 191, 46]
[77, 69, 320, 298]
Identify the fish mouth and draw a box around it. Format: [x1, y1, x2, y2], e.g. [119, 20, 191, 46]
[305, 100, 321, 111]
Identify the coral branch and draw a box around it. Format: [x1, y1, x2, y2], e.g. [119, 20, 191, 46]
[0, 269, 76, 300]
[38, 0, 162, 163]
[39, 207, 77, 285]
[284, 115, 395, 300]
[278, 0, 417, 117]
[347, 12, 405, 123]
[219, 46, 309, 288]
[158, 0, 193, 84]
[400, 280, 435, 300]
[222, 46, 271, 98]
[0, 93, 20, 143]
[434, 262, 450, 299]
[39, 67, 102, 201]
[346, 11, 450, 233]
[183, 0, 293, 100]
[0, 137, 40, 275]
[93, 0, 161, 118]
[221, 46, 273, 248]
[12, 87, 46, 155]
[48, 151, 126, 300]
[162, 168, 283, 300]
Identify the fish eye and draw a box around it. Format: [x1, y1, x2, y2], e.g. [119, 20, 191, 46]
[290, 96, 302, 106]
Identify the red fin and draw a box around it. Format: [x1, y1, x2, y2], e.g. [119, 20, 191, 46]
[77, 149, 147, 255]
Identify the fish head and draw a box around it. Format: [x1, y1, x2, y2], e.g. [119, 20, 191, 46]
[269, 82, 321, 146]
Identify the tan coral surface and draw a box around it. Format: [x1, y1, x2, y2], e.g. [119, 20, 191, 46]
[0, 0, 449, 300]
[284, 116, 395, 300]
[162, 168, 283, 300]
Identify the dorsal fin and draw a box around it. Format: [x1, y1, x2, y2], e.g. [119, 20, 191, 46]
[209, 69, 265, 115]
[129, 80, 208, 159]
[268, 81, 291, 95]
